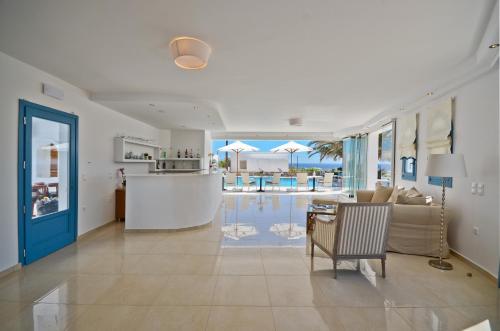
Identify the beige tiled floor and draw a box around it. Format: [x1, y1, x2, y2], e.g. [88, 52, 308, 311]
[0, 193, 498, 330]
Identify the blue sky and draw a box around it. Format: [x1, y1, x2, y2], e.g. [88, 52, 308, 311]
[212, 140, 338, 164]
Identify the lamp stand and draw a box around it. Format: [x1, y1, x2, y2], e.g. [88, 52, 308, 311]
[428, 179, 453, 270]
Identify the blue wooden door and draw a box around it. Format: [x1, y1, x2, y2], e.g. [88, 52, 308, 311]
[18, 100, 78, 264]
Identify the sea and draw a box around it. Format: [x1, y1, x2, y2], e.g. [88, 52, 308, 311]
[295, 162, 342, 170]
[296, 161, 392, 171]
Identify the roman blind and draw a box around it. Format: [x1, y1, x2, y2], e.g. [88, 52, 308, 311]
[426, 98, 452, 154]
[398, 113, 417, 159]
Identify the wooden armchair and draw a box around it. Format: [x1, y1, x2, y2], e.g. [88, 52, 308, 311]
[311, 202, 393, 278]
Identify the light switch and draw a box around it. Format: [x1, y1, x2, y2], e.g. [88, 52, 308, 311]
[477, 183, 485, 196]
[471, 182, 477, 195]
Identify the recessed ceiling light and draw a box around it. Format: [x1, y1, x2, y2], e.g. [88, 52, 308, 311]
[489, 43, 499, 49]
[169, 37, 212, 70]
[289, 117, 303, 126]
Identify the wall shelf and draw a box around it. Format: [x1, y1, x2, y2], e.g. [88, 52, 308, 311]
[120, 138, 160, 149]
[149, 168, 202, 173]
[119, 159, 156, 163]
[114, 137, 160, 162]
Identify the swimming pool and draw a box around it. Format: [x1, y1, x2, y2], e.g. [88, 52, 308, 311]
[224, 176, 341, 189]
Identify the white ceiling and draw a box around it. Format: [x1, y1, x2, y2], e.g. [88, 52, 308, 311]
[0, 0, 497, 133]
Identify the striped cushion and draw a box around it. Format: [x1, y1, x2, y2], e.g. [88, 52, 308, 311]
[337, 205, 391, 256]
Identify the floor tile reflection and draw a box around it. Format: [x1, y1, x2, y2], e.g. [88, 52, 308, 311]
[0, 192, 497, 331]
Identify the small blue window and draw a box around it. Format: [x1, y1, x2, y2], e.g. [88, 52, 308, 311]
[401, 157, 417, 181]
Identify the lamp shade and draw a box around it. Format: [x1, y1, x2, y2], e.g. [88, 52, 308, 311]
[425, 154, 467, 178]
[169, 37, 211, 70]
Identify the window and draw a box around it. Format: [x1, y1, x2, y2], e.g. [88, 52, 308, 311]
[401, 157, 416, 181]
[377, 126, 393, 186]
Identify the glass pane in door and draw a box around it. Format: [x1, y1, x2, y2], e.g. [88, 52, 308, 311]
[31, 117, 70, 218]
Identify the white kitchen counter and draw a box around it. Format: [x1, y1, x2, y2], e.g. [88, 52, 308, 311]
[125, 171, 223, 230]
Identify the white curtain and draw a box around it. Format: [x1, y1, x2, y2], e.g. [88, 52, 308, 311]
[426, 98, 452, 154]
[398, 113, 417, 159]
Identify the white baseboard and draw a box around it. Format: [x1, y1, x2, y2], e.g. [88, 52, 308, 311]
[450, 248, 497, 283]
[0, 263, 21, 279]
[77, 219, 117, 241]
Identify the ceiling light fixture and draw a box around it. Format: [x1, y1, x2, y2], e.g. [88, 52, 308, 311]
[489, 43, 500, 49]
[169, 37, 211, 70]
[289, 117, 303, 126]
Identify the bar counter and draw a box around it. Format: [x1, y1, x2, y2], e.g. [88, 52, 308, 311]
[125, 171, 223, 230]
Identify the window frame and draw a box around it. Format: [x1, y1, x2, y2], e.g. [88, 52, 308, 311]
[401, 157, 417, 181]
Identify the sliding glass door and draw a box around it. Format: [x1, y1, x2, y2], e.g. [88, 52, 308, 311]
[342, 134, 368, 196]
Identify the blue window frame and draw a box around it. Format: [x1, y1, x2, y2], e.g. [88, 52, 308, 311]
[428, 176, 452, 188]
[401, 157, 417, 181]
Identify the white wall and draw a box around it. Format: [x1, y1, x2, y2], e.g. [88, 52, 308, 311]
[0, 51, 159, 272]
[230, 152, 289, 172]
[158, 129, 171, 150]
[203, 131, 212, 170]
[394, 67, 499, 277]
[170, 129, 204, 157]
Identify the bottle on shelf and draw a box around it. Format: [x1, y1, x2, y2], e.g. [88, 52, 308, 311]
[185, 148, 188, 158]
[177, 149, 181, 158]
[196, 149, 200, 158]
[189, 149, 193, 158]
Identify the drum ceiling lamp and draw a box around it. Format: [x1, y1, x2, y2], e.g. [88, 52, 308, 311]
[169, 37, 211, 70]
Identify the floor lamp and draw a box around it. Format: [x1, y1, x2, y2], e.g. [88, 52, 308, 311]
[425, 153, 467, 270]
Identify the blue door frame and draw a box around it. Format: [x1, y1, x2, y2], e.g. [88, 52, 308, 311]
[18, 100, 78, 265]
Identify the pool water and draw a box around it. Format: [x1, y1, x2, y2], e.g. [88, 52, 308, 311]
[227, 176, 339, 189]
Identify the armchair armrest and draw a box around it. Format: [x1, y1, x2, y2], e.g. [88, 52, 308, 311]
[356, 190, 374, 202]
[312, 218, 336, 253]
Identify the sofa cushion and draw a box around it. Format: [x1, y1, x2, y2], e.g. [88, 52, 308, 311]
[400, 196, 433, 205]
[406, 187, 423, 198]
[371, 185, 394, 203]
[397, 187, 423, 203]
[388, 187, 403, 203]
